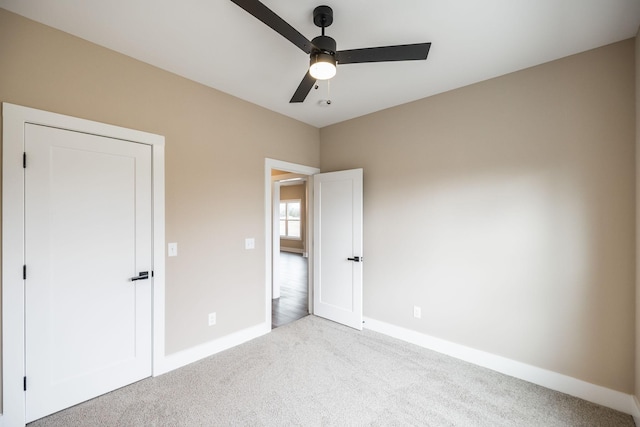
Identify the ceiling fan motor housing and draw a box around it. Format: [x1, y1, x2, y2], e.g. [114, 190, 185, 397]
[311, 35, 336, 55]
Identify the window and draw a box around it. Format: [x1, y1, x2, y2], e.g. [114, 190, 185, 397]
[280, 199, 301, 239]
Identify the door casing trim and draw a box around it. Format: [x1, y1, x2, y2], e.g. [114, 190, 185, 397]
[2, 103, 166, 426]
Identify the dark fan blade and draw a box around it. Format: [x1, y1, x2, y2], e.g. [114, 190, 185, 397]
[336, 43, 431, 65]
[290, 71, 317, 103]
[231, 0, 313, 54]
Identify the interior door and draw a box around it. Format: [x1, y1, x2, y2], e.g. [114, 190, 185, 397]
[313, 169, 363, 330]
[24, 124, 152, 422]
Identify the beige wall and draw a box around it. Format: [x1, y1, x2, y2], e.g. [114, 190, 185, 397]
[280, 183, 306, 252]
[0, 7, 320, 364]
[321, 40, 636, 393]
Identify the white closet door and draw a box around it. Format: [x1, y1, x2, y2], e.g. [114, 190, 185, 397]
[25, 124, 152, 422]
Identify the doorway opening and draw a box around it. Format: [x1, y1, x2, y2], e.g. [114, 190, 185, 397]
[264, 159, 319, 330]
[272, 170, 309, 328]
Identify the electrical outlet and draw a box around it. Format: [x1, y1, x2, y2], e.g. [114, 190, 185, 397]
[413, 306, 422, 319]
[208, 312, 216, 326]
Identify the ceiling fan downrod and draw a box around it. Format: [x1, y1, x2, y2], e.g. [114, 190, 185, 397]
[311, 6, 337, 60]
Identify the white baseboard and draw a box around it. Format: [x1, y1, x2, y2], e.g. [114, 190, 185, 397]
[280, 247, 304, 254]
[633, 396, 640, 426]
[155, 322, 270, 375]
[363, 317, 639, 418]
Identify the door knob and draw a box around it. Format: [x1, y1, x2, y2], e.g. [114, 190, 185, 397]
[130, 271, 149, 281]
[347, 256, 362, 262]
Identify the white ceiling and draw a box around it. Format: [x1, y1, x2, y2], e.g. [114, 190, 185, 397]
[1, 0, 639, 128]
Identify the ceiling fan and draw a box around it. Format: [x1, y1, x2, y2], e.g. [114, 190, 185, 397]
[230, 0, 432, 103]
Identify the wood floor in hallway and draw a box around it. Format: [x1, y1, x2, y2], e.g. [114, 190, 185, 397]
[272, 252, 308, 328]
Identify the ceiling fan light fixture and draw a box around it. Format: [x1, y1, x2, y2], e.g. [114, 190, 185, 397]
[309, 52, 336, 80]
[231, 1, 431, 103]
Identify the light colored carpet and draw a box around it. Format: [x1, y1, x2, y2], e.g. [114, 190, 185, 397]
[30, 315, 634, 426]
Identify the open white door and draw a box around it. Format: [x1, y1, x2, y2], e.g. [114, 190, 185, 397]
[313, 169, 363, 330]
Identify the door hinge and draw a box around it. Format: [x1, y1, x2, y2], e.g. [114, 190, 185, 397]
[23, 376, 27, 391]
[23, 152, 26, 168]
[23, 265, 26, 280]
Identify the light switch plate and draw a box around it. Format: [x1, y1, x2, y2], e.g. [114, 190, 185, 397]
[168, 242, 178, 257]
[245, 238, 255, 250]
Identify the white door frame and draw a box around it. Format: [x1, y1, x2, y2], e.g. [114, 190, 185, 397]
[272, 181, 281, 299]
[264, 159, 319, 326]
[2, 103, 166, 426]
